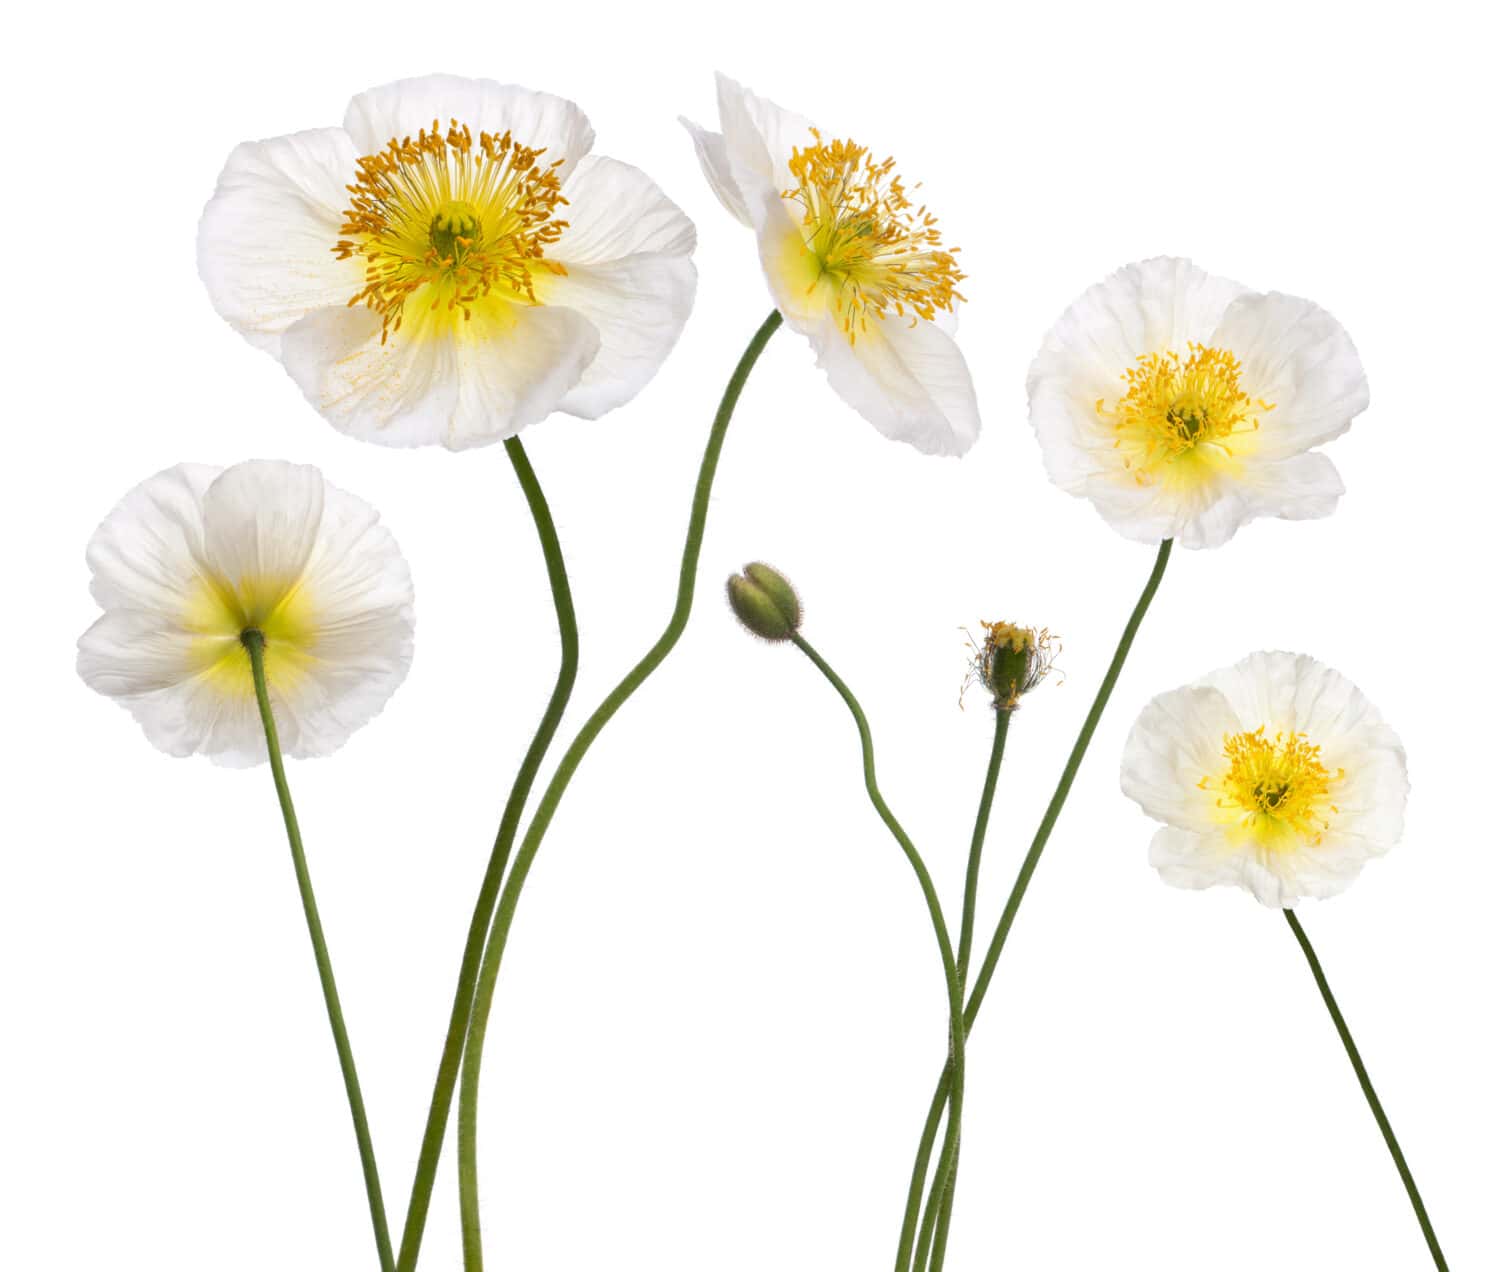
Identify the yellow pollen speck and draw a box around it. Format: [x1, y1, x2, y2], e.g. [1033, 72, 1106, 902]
[781, 129, 964, 344]
[334, 120, 570, 344]
[1098, 344, 1274, 486]
[1201, 727, 1343, 851]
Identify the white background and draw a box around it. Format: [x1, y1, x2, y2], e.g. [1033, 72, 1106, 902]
[3, 2, 1496, 1268]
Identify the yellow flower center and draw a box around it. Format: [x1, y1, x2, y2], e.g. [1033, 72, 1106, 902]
[335, 120, 569, 344]
[1099, 345, 1274, 485]
[780, 130, 964, 343]
[1202, 727, 1343, 851]
[184, 570, 319, 701]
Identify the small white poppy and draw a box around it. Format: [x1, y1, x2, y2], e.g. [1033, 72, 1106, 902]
[683, 74, 979, 456]
[1028, 257, 1369, 548]
[1121, 652, 1407, 907]
[78, 460, 415, 766]
[198, 74, 698, 450]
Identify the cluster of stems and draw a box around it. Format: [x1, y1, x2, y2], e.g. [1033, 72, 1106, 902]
[242, 311, 782, 1271]
[241, 311, 1446, 1272]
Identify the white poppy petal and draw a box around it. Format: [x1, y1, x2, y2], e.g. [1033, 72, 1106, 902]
[544, 156, 701, 412]
[78, 611, 204, 700]
[85, 464, 219, 614]
[804, 311, 979, 456]
[1121, 686, 1241, 831]
[1212, 291, 1370, 457]
[201, 461, 325, 591]
[76, 614, 268, 766]
[679, 117, 751, 226]
[1233, 451, 1345, 528]
[1148, 826, 1239, 893]
[342, 75, 594, 179]
[547, 254, 696, 418]
[557, 155, 697, 262]
[281, 303, 600, 449]
[197, 128, 363, 353]
[274, 482, 415, 757]
[713, 72, 815, 222]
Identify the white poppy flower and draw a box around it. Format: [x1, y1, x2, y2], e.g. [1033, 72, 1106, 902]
[78, 460, 415, 766]
[198, 74, 698, 450]
[1121, 652, 1407, 907]
[682, 74, 979, 456]
[1028, 257, 1369, 548]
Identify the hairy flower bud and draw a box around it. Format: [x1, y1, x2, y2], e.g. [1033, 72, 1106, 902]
[726, 562, 802, 641]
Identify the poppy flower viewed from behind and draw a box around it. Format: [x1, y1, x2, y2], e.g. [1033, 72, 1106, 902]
[77, 460, 415, 764]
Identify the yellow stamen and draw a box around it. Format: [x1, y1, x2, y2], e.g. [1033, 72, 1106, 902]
[781, 129, 964, 344]
[1201, 727, 1343, 850]
[1098, 344, 1274, 485]
[334, 120, 569, 344]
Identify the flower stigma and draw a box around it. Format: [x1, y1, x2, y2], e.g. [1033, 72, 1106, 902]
[781, 129, 964, 343]
[335, 120, 570, 344]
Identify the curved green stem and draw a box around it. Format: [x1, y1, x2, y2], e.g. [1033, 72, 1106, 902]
[244, 629, 394, 1272]
[394, 437, 578, 1272]
[456, 310, 783, 1270]
[895, 538, 1172, 1272]
[1284, 910, 1448, 1270]
[791, 631, 967, 1272]
[920, 710, 1010, 1268]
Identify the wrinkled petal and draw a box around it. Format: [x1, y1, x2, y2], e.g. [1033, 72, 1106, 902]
[78, 610, 203, 700]
[713, 72, 812, 238]
[679, 117, 750, 226]
[343, 75, 594, 179]
[201, 461, 325, 591]
[803, 314, 979, 456]
[1121, 686, 1241, 831]
[556, 155, 697, 263]
[85, 465, 218, 614]
[277, 481, 414, 756]
[1078, 448, 1344, 549]
[197, 128, 362, 352]
[1212, 291, 1369, 458]
[547, 254, 696, 418]
[280, 303, 600, 449]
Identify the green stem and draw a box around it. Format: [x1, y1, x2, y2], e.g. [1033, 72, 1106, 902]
[244, 629, 394, 1272]
[456, 310, 783, 1270]
[958, 711, 1010, 985]
[1283, 910, 1448, 1270]
[921, 709, 1010, 1268]
[394, 437, 578, 1272]
[790, 631, 967, 1272]
[894, 538, 1172, 1272]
